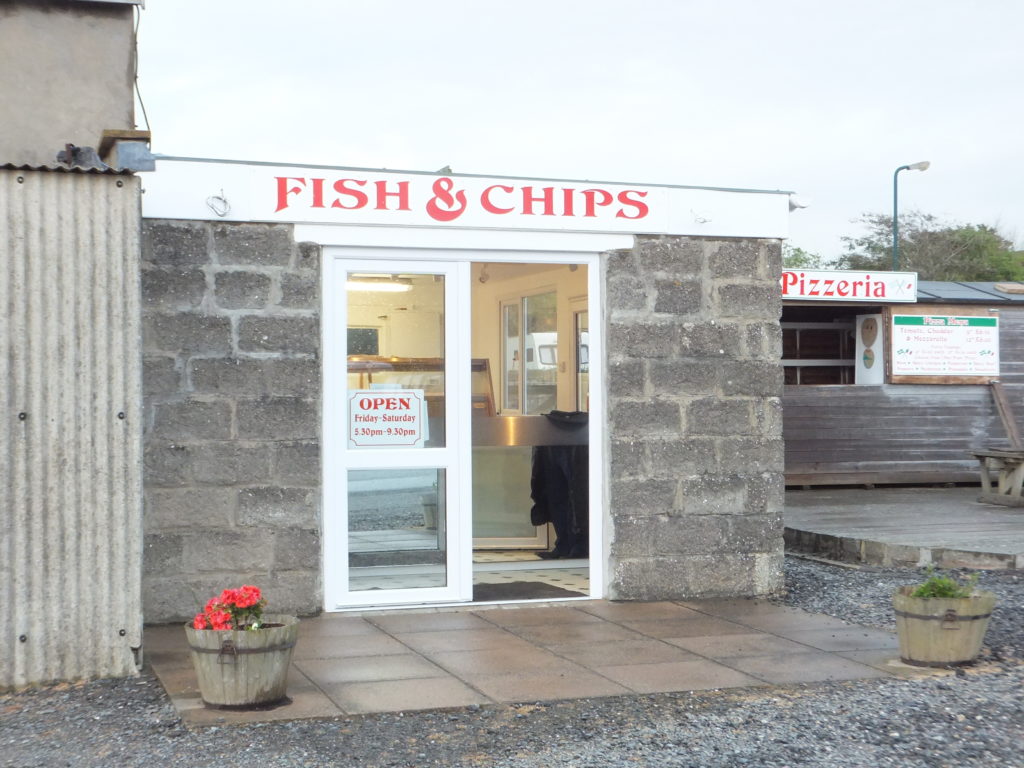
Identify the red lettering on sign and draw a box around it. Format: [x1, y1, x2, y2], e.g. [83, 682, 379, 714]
[375, 181, 411, 211]
[562, 188, 576, 217]
[332, 179, 369, 209]
[275, 177, 306, 212]
[426, 177, 468, 222]
[275, 176, 655, 223]
[616, 190, 649, 219]
[303, 178, 323, 208]
[309, 178, 326, 208]
[357, 396, 413, 410]
[481, 184, 514, 214]
[582, 189, 613, 217]
[522, 186, 555, 216]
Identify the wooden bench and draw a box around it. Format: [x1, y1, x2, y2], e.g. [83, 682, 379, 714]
[971, 382, 1024, 506]
[971, 449, 1024, 506]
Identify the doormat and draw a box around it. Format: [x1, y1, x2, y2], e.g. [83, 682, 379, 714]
[473, 581, 587, 602]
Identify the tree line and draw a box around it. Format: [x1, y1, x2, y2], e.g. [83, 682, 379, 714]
[786, 211, 1023, 281]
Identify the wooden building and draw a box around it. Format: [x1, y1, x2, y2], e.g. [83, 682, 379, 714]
[782, 278, 1024, 486]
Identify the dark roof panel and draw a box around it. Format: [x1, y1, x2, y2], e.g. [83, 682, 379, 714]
[916, 281, 1024, 303]
[0, 163, 132, 176]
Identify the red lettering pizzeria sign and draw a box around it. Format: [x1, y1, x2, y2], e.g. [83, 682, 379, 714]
[349, 390, 425, 447]
[781, 270, 917, 302]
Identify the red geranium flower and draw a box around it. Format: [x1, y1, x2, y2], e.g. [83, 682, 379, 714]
[192, 585, 267, 631]
[234, 585, 262, 608]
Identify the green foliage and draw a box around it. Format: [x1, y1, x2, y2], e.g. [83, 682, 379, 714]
[909, 568, 979, 599]
[837, 211, 1024, 281]
[782, 245, 828, 269]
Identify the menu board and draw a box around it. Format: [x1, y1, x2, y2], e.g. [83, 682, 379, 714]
[891, 315, 999, 377]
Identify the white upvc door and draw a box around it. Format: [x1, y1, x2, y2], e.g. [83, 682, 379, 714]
[322, 251, 472, 609]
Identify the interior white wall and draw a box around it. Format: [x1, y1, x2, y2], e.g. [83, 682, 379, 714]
[347, 277, 445, 357]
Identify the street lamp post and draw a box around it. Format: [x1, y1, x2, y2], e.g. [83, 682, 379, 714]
[892, 161, 930, 270]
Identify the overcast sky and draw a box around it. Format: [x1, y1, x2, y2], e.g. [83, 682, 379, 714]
[138, 1, 1024, 258]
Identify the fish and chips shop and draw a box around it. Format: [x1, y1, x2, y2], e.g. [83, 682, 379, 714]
[137, 157, 791, 619]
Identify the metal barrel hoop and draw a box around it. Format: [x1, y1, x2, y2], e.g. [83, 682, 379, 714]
[186, 638, 297, 666]
[893, 608, 992, 622]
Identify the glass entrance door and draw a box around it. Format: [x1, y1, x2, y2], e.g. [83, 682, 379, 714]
[323, 256, 472, 608]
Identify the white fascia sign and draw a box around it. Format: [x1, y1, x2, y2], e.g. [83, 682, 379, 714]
[781, 269, 918, 303]
[142, 158, 791, 240]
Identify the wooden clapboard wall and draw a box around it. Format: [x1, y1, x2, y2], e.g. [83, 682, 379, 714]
[783, 306, 1024, 486]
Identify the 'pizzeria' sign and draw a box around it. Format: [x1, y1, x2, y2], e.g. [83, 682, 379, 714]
[781, 270, 917, 302]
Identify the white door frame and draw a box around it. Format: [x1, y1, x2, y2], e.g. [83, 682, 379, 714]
[322, 252, 472, 609]
[316, 235, 611, 611]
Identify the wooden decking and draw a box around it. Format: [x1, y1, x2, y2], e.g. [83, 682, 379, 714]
[785, 486, 1024, 569]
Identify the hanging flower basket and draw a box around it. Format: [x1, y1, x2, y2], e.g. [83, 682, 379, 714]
[184, 586, 299, 707]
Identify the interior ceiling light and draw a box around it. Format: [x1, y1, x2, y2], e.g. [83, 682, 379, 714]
[346, 278, 413, 292]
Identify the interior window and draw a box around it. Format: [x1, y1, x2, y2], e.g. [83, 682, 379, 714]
[575, 309, 589, 411]
[347, 327, 380, 356]
[501, 291, 557, 413]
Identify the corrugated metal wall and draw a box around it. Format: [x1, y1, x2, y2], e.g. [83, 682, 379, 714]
[1, 168, 143, 689]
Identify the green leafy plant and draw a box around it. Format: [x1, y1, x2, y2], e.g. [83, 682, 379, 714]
[909, 568, 979, 599]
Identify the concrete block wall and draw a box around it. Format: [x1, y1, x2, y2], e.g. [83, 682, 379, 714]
[606, 235, 785, 600]
[139, 223, 784, 619]
[141, 220, 321, 623]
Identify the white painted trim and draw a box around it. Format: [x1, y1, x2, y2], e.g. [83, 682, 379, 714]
[322, 255, 473, 610]
[588, 254, 607, 600]
[333, 596, 597, 613]
[294, 224, 633, 254]
[321, 243, 605, 611]
[453, 260, 475, 602]
[321, 250, 345, 610]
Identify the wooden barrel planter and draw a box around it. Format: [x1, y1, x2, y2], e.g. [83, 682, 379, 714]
[892, 587, 996, 667]
[184, 614, 299, 707]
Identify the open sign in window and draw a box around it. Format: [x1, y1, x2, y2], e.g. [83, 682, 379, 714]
[349, 389, 426, 447]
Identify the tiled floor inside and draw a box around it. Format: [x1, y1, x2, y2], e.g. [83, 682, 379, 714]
[348, 550, 590, 595]
[473, 565, 589, 590]
[146, 598, 920, 726]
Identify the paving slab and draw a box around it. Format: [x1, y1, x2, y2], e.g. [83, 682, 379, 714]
[146, 598, 908, 725]
[595, 658, 765, 694]
[721, 651, 888, 685]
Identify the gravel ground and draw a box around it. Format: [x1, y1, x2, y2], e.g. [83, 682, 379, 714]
[3, 557, 1022, 768]
[779, 556, 1024, 665]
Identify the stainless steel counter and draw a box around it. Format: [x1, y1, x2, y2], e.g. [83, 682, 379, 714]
[472, 415, 588, 447]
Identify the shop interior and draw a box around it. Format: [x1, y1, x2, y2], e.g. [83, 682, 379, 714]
[345, 261, 591, 603]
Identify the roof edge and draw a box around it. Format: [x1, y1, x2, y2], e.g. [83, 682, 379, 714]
[152, 154, 795, 197]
